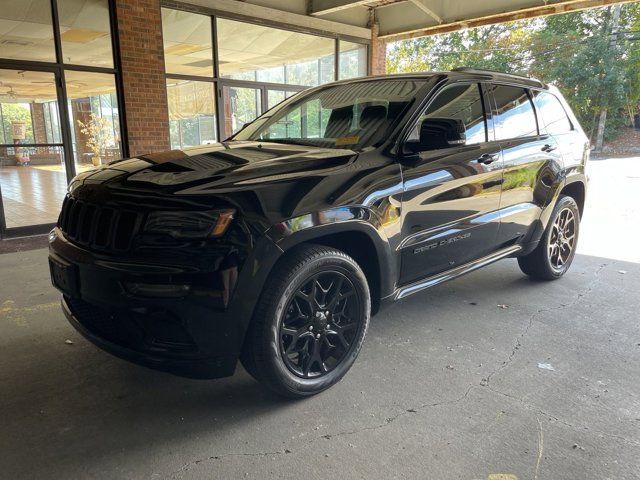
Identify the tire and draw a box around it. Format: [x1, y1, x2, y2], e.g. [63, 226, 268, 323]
[518, 195, 580, 280]
[240, 244, 371, 398]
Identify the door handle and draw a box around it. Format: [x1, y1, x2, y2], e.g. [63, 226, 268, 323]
[476, 153, 498, 165]
[542, 144, 557, 152]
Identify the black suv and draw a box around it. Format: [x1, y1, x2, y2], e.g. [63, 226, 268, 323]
[49, 69, 589, 397]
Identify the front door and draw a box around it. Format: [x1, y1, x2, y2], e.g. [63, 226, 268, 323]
[398, 82, 503, 285]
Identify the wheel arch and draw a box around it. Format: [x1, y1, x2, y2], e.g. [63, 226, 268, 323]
[559, 179, 586, 217]
[519, 175, 587, 256]
[300, 230, 382, 314]
[266, 211, 397, 315]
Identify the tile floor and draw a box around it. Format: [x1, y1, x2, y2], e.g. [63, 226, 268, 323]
[0, 166, 69, 228]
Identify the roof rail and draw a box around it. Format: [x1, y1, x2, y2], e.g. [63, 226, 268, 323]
[451, 67, 543, 87]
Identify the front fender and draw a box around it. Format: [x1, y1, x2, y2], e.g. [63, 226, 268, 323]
[265, 206, 398, 299]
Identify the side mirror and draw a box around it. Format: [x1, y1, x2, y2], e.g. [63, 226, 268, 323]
[407, 118, 466, 153]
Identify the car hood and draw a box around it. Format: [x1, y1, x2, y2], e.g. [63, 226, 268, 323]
[70, 141, 359, 195]
[67, 141, 401, 228]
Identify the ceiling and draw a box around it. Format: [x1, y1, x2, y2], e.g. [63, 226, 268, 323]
[0, 0, 113, 66]
[187, 0, 637, 41]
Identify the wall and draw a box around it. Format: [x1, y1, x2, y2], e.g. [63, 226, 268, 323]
[370, 23, 386, 75]
[115, 0, 171, 157]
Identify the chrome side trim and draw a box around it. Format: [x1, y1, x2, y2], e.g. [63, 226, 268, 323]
[394, 244, 522, 300]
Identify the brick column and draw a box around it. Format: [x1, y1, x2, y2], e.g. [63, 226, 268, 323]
[369, 23, 386, 76]
[30, 103, 47, 144]
[115, 0, 170, 157]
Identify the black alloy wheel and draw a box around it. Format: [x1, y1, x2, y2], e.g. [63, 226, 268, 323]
[279, 271, 363, 378]
[547, 207, 577, 273]
[518, 194, 580, 280]
[241, 245, 370, 398]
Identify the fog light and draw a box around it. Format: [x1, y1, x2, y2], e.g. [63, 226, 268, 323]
[125, 283, 191, 298]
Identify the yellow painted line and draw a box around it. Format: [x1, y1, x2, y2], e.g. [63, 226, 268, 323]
[0, 299, 59, 326]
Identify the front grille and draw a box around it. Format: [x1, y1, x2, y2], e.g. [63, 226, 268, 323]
[58, 196, 142, 252]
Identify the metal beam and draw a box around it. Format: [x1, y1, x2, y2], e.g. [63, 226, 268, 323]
[379, 0, 638, 41]
[175, 0, 371, 39]
[408, 0, 443, 24]
[308, 0, 373, 16]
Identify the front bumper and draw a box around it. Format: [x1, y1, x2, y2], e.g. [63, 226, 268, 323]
[62, 296, 237, 378]
[49, 227, 282, 379]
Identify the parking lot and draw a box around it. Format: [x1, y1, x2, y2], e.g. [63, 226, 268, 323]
[1, 156, 638, 479]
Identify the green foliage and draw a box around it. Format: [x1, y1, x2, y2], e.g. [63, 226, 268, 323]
[0, 103, 35, 144]
[387, 4, 640, 141]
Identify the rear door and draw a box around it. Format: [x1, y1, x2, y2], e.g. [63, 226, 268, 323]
[398, 82, 504, 285]
[531, 89, 586, 168]
[487, 84, 563, 245]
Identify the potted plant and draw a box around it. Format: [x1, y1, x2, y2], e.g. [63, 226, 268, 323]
[78, 113, 111, 166]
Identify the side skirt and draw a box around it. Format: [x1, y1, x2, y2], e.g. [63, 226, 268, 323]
[392, 245, 522, 301]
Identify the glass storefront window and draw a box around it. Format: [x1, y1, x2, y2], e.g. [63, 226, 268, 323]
[266, 90, 300, 138]
[222, 85, 262, 137]
[167, 80, 217, 149]
[65, 71, 121, 170]
[217, 19, 335, 87]
[339, 41, 367, 80]
[0, 70, 63, 149]
[162, 9, 214, 77]
[0, 0, 56, 62]
[57, 0, 114, 67]
[0, 69, 67, 227]
[0, 2, 121, 233]
[267, 90, 286, 110]
[267, 90, 297, 110]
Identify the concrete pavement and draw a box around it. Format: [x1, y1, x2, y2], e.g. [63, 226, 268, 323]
[0, 156, 638, 479]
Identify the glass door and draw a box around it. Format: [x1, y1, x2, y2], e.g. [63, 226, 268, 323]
[221, 85, 262, 138]
[220, 83, 306, 139]
[65, 71, 122, 173]
[0, 68, 67, 228]
[265, 89, 303, 139]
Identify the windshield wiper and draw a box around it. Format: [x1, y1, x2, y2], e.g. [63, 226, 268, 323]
[257, 138, 330, 148]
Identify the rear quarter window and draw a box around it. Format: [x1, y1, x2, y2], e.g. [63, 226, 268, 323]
[491, 85, 538, 140]
[533, 91, 573, 135]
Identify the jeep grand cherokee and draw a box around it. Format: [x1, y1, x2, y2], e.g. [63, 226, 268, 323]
[49, 69, 588, 397]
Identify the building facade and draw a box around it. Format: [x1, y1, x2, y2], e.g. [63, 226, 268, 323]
[0, 0, 378, 236]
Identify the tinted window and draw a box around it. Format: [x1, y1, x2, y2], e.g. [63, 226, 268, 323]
[492, 86, 538, 140]
[410, 83, 487, 145]
[533, 91, 572, 135]
[234, 79, 425, 149]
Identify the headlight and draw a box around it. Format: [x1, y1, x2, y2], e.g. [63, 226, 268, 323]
[143, 209, 235, 239]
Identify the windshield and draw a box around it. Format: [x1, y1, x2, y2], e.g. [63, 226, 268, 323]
[232, 79, 427, 149]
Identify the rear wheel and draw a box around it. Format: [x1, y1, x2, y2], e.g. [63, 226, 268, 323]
[241, 245, 370, 398]
[518, 195, 580, 280]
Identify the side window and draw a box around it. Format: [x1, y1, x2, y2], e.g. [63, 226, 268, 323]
[533, 91, 573, 135]
[409, 83, 487, 149]
[491, 85, 538, 140]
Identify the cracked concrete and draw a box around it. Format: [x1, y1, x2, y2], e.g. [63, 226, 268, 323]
[0, 156, 639, 479]
[481, 261, 609, 390]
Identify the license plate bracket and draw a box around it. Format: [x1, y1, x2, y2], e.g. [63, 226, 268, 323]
[49, 256, 80, 298]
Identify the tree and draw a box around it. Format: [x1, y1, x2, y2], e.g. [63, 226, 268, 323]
[386, 3, 640, 144]
[0, 103, 35, 144]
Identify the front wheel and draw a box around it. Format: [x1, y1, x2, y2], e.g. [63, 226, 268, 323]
[241, 245, 370, 398]
[518, 195, 580, 280]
